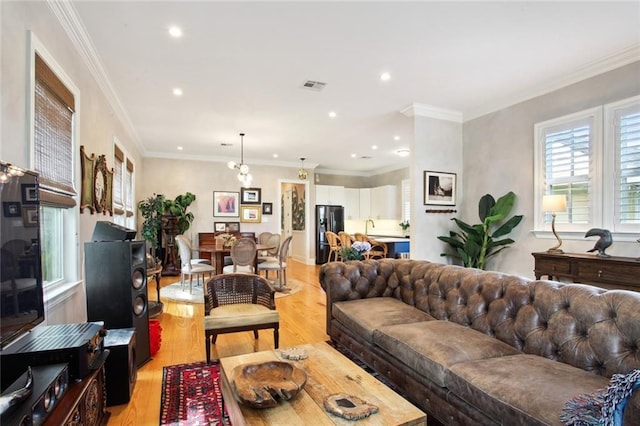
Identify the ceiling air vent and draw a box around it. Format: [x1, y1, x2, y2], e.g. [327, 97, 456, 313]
[301, 80, 326, 91]
[360, 156, 372, 159]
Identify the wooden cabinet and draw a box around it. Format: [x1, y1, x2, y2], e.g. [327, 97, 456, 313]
[532, 252, 640, 292]
[44, 358, 109, 425]
[315, 185, 345, 206]
[370, 185, 398, 220]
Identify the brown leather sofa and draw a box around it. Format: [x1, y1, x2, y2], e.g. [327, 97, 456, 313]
[319, 259, 640, 425]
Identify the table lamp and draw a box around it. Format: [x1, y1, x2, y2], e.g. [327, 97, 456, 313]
[542, 194, 567, 253]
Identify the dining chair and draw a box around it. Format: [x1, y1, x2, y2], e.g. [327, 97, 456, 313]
[258, 233, 281, 263]
[203, 273, 279, 363]
[363, 236, 388, 259]
[222, 238, 257, 274]
[325, 231, 341, 262]
[258, 232, 273, 245]
[338, 231, 352, 248]
[257, 236, 292, 289]
[354, 232, 368, 242]
[175, 235, 216, 293]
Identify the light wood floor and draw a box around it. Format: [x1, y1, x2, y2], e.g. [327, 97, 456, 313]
[107, 260, 327, 425]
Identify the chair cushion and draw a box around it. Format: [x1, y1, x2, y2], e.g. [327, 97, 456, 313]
[258, 260, 286, 271]
[204, 304, 279, 330]
[222, 265, 254, 274]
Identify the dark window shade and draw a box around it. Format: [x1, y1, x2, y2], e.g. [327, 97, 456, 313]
[114, 144, 124, 162]
[126, 159, 133, 172]
[34, 54, 76, 207]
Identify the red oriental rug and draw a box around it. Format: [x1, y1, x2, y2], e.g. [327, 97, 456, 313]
[160, 361, 231, 426]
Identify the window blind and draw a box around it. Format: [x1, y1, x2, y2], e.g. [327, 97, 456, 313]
[544, 124, 591, 224]
[34, 54, 76, 207]
[617, 110, 640, 224]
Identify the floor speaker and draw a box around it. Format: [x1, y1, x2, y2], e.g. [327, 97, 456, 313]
[85, 240, 150, 366]
[104, 328, 137, 406]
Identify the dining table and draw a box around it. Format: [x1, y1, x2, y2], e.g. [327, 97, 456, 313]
[198, 243, 275, 274]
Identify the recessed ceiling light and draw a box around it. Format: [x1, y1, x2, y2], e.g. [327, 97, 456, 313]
[394, 136, 400, 141]
[273, 154, 278, 158]
[172, 88, 183, 96]
[397, 149, 410, 157]
[177, 146, 183, 150]
[371, 145, 378, 150]
[380, 72, 391, 81]
[328, 111, 337, 118]
[168, 26, 182, 38]
[351, 153, 356, 158]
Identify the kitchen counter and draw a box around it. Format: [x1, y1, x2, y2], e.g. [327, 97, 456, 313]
[367, 235, 410, 258]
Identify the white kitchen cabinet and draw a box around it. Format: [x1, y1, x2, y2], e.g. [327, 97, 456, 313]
[315, 185, 345, 206]
[359, 188, 371, 220]
[344, 188, 360, 220]
[370, 185, 398, 219]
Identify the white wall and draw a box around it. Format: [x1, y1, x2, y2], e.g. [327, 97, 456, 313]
[138, 157, 314, 264]
[1, 1, 144, 324]
[462, 61, 640, 277]
[410, 115, 463, 261]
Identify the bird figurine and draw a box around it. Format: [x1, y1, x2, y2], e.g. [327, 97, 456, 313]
[584, 228, 613, 257]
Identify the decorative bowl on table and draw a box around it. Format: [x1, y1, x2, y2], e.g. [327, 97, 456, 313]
[231, 361, 307, 408]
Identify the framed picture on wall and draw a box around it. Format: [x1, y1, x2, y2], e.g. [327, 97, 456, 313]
[262, 202, 273, 215]
[213, 191, 239, 217]
[3, 201, 21, 217]
[240, 205, 262, 223]
[240, 187, 261, 204]
[214, 221, 241, 232]
[22, 206, 38, 227]
[21, 183, 38, 204]
[424, 171, 457, 206]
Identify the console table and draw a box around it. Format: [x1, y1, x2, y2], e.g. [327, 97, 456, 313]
[532, 252, 640, 292]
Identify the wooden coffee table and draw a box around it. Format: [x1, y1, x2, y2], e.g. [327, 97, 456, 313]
[219, 342, 426, 425]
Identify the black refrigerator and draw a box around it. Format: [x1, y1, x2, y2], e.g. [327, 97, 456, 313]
[315, 205, 344, 264]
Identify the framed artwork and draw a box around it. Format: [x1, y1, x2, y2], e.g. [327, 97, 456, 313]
[3, 201, 21, 217]
[213, 191, 239, 217]
[424, 171, 457, 206]
[214, 221, 240, 232]
[240, 187, 261, 205]
[22, 206, 38, 227]
[262, 202, 273, 215]
[240, 205, 262, 223]
[21, 183, 38, 204]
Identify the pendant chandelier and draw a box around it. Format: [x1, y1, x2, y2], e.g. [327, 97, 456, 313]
[298, 157, 308, 180]
[227, 133, 252, 188]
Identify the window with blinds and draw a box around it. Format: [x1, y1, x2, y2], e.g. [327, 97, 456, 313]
[610, 99, 640, 229]
[34, 54, 76, 207]
[401, 179, 411, 222]
[113, 142, 135, 228]
[535, 96, 640, 235]
[543, 120, 592, 225]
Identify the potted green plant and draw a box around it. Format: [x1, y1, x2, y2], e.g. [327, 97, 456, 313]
[437, 191, 523, 270]
[138, 194, 165, 254]
[162, 192, 197, 235]
[399, 220, 410, 237]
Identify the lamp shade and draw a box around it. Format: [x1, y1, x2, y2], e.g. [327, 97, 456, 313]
[542, 194, 567, 213]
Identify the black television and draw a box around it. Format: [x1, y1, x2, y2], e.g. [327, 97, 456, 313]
[0, 161, 45, 350]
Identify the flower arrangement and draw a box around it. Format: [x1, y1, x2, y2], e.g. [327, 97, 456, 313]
[339, 241, 371, 261]
[399, 220, 410, 236]
[222, 234, 236, 248]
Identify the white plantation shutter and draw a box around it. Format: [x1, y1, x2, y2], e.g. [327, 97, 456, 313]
[543, 117, 594, 226]
[401, 179, 410, 222]
[613, 102, 640, 228]
[113, 144, 124, 215]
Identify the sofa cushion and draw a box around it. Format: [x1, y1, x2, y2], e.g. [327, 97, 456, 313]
[448, 354, 610, 426]
[332, 297, 434, 343]
[374, 321, 521, 387]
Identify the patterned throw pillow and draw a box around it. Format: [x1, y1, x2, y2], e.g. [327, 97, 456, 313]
[560, 369, 640, 426]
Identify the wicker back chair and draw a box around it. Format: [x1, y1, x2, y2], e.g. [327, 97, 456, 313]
[222, 238, 257, 273]
[325, 231, 341, 262]
[338, 231, 352, 248]
[203, 273, 279, 363]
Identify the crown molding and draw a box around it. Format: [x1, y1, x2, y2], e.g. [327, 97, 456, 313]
[400, 103, 463, 123]
[465, 44, 640, 121]
[144, 151, 319, 169]
[47, 0, 144, 154]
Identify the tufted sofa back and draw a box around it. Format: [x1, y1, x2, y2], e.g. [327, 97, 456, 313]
[319, 259, 640, 378]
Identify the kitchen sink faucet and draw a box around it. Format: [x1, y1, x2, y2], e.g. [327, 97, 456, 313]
[365, 219, 375, 235]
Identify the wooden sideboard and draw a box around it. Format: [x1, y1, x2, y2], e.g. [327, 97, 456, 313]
[44, 353, 109, 425]
[532, 252, 640, 291]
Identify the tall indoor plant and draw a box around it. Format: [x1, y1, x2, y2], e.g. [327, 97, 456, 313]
[437, 191, 523, 270]
[138, 194, 165, 255]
